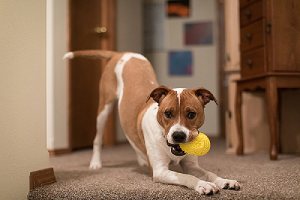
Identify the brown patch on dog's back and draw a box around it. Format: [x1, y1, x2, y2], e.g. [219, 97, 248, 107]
[119, 57, 159, 157]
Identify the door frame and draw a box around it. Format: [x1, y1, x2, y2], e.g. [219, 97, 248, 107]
[217, 0, 226, 138]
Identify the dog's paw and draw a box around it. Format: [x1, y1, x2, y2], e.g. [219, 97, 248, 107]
[214, 177, 240, 190]
[89, 159, 102, 170]
[194, 180, 219, 195]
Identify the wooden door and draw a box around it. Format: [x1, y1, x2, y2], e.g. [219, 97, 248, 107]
[68, 0, 116, 150]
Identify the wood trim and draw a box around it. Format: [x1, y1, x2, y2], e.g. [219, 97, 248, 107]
[67, 0, 72, 151]
[48, 148, 72, 156]
[217, 0, 226, 138]
[237, 72, 300, 82]
[101, 0, 117, 146]
[29, 168, 56, 190]
[100, 0, 116, 51]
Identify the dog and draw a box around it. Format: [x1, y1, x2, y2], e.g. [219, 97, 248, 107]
[64, 50, 240, 195]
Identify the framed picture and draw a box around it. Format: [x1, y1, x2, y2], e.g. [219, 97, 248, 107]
[168, 51, 193, 76]
[184, 22, 213, 45]
[166, 0, 190, 18]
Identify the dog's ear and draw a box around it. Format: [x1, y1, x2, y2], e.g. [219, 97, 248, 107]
[194, 88, 218, 105]
[148, 86, 171, 105]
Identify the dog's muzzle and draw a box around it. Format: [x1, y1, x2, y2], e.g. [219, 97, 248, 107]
[166, 141, 186, 156]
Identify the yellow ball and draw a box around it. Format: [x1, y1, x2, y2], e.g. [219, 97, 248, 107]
[179, 132, 210, 156]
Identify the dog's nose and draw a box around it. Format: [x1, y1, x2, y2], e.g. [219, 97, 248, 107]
[172, 131, 187, 143]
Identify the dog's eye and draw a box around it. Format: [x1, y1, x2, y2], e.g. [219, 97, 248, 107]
[187, 112, 196, 119]
[164, 111, 173, 119]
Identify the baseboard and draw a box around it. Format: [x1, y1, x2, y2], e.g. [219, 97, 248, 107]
[48, 148, 71, 156]
[29, 168, 56, 190]
[48, 143, 129, 156]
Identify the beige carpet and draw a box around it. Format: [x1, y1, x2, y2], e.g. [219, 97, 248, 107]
[28, 139, 300, 199]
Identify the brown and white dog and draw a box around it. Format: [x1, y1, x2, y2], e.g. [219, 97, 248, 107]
[64, 50, 240, 195]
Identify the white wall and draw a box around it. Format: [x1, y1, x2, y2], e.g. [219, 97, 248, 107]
[146, 0, 219, 136]
[116, 0, 143, 141]
[46, 0, 69, 150]
[0, 0, 50, 199]
[117, 0, 143, 53]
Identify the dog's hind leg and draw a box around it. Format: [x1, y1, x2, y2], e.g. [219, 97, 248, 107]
[89, 69, 117, 169]
[89, 101, 114, 169]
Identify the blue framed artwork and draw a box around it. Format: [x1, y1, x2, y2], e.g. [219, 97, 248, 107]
[184, 22, 213, 45]
[168, 51, 193, 76]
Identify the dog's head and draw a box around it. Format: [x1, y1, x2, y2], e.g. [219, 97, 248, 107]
[149, 86, 217, 156]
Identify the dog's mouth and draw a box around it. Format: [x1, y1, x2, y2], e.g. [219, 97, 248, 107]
[166, 141, 186, 156]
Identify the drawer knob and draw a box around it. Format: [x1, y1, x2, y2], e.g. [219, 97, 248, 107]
[266, 22, 272, 33]
[246, 59, 253, 68]
[246, 33, 253, 41]
[244, 10, 252, 19]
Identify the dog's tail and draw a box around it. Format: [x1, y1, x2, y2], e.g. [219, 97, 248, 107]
[63, 50, 116, 60]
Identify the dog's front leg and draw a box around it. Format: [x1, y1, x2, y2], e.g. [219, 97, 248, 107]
[150, 156, 219, 195]
[153, 166, 219, 195]
[181, 156, 240, 190]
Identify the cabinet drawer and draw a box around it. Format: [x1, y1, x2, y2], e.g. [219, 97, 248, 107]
[241, 20, 264, 52]
[241, 47, 266, 77]
[240, 0, 263, 27]
[240, 0, 259, 8]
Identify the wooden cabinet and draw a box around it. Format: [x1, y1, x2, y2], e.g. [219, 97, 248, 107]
[235, 0, 300, 160]
[240, 0, 300, 78]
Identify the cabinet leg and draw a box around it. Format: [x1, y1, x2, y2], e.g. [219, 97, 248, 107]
[235, 86, 243, 155]
[266, 79, 279, 160]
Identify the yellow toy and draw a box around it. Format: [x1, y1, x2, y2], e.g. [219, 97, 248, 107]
[179, 132, 210, 156]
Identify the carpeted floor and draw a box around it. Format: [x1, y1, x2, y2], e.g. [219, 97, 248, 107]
[28, 139, 300, 200]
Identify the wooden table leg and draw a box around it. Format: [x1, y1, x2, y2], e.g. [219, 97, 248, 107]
[235, 84, 244, 155]
[266, 78, 279, 160]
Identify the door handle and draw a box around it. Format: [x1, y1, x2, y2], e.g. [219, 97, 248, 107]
[94, 26, 107, 35]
